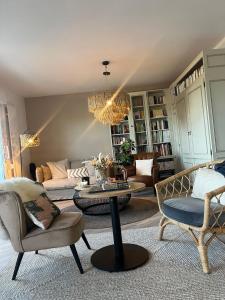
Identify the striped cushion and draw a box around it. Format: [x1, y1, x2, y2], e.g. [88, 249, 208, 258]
[67, 167, 89, 178]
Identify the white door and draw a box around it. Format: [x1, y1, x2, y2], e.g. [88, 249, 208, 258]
[186, 78, 211, 160]
[203, 48, 225, 159]
[176, 93, 191, 158]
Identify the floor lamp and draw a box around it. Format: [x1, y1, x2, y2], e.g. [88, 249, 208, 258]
[20, 133, 40, 177]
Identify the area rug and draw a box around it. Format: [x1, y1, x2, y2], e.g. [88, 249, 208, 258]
[62, 198, 158, 229]
[2, 226, 225, 300]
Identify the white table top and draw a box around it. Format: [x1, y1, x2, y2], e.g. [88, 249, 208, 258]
[79, 182, 145, 199]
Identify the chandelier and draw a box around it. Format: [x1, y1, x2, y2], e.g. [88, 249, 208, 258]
[88, 61, 130, 125]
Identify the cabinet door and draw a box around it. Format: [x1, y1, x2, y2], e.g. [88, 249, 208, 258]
[203, 48, 225, 159]
[186, 79, 211, 159]
[176, 93, 191, 157]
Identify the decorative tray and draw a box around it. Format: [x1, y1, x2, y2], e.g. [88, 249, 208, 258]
[88, 181, 130, 194]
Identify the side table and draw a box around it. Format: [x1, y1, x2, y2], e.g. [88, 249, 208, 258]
[79, 182, 149, 272]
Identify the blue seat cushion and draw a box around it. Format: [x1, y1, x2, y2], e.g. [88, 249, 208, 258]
[161, 197, 225, 227]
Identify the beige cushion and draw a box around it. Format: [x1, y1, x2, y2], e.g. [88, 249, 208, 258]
[22, 212, 84, 251]
[43, 178, 81, 190]
[24, 194, 60, 230]
[41, 165, 52, 181]
[192, 168, 225, 204]
[46, 159, 70, 179]
[36, 167, 44, 183]
[136, 159, 153, 176]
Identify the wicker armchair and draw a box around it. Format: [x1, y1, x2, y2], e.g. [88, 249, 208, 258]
[155, 160, 225, 274]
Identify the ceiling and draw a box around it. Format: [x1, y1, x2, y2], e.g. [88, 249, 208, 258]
[0, 0, 225, 98]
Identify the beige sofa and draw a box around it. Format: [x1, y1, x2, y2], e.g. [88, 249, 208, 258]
[36, 160, 86, 190]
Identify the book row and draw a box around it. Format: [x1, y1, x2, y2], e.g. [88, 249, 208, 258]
[175, 65, 204, 95]
[148, 95, 165, 105]
[153, 143, 172, 156]
[151, 119, 169, 130]
[152, 130, 170, 143]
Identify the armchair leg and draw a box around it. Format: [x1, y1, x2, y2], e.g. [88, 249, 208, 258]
[197, 233, 210, 274]
[159, 216, 166, 241]
[69, 244, 84, 274]
[82, 233, 91, 250]
[12, 252, 24, 280]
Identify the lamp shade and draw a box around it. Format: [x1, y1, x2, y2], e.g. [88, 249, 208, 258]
[20, 133, 40, 148]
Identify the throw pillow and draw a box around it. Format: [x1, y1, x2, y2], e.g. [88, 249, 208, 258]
[24, 194, 60, 230]
[83, 160, 96, 184]
[67, 167, 89, 178]
[191, 168, 225, 204]
[46, 159, 70, 179]
[41, 165, 52, 181]
[136, 159, 153, 176]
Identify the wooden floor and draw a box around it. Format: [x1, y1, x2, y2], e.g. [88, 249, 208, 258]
[0, 198, 160, 273]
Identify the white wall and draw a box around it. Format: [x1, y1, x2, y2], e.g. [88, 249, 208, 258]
[0, 86, 30, 177]
[214, 36, 225, 49]
[25, 92, 112, 165]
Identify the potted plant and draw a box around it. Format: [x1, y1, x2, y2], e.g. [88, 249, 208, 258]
[118, 138, 135, 166]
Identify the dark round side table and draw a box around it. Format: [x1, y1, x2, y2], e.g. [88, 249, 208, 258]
[79, 182, 149, 272]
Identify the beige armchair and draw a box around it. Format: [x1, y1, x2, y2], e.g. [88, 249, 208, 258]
[0, 190, 91, 280]
[155, 160, 225, 273]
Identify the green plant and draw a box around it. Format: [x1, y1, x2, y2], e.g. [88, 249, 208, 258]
[118, 138, 135, 166]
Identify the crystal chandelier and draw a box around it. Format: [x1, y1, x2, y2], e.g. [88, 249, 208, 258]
[88, 61, 130, 125]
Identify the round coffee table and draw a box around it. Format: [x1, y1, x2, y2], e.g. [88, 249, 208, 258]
[79, 182, 149, 272]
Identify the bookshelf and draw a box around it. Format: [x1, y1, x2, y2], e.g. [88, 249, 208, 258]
[147, 90, 175, 179]
[111, 116, 130, 160]
[130, 94, 150, 153]
[110, 89, 175, 179]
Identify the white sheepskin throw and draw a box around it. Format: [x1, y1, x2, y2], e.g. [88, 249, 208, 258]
[0, 177, 46, 240]
[0, 177, 45, 202]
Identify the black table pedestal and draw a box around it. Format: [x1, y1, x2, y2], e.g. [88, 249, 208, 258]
[91, 196, 149, 272]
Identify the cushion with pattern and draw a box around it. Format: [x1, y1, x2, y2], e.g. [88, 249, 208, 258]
[24, 194, 60, 230]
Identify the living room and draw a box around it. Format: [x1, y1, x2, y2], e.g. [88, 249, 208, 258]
[1, 0, 225, 299]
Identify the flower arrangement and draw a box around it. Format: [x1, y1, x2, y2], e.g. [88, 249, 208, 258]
[91, 153, 113, 183]
[91, 153, 113, 170]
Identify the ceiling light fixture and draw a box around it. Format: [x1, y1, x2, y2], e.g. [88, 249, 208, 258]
[88, 61, 130, 125]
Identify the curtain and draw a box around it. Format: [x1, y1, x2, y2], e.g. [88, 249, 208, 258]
[0, 104, 14, 179]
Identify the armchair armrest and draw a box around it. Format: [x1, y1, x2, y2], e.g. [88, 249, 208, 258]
[152, 165, 159, 185]
[124, 165, 136, 178]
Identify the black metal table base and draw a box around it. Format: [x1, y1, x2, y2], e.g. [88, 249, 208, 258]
[91, 195, 150, 272]
[91, 243, 149, 272]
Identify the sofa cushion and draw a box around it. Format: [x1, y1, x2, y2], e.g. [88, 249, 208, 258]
[67, 167, 89, 178]
[46, 159, 70, 179]
[41, 165, 52, 181]
[162, 197, 225, 227]
[43, 178, 81, 190]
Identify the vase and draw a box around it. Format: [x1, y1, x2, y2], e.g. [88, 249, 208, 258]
[96, 168, 108, 185]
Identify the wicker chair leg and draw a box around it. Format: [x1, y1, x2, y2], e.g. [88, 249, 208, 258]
[197, 233, 210, 274]
[197, 245, 210, 274]
[159, 216, 166, 241]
